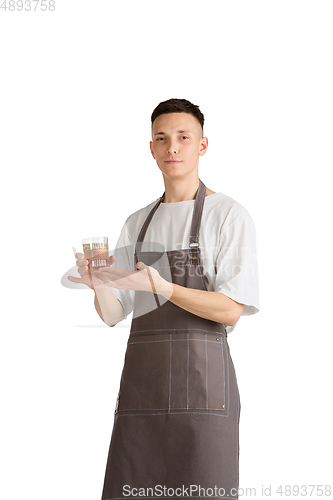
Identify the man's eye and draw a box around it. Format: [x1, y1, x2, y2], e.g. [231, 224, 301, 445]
[156, 136, 188, 141]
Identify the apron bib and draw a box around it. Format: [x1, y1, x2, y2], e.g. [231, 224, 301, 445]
[101, 179, 241, 500]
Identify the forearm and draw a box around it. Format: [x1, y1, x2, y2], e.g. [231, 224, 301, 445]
[93, 284, 125, 327]
[157, 281, 243, 326]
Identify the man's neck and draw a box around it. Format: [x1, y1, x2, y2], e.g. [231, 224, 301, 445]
[161, 177, 215, 203]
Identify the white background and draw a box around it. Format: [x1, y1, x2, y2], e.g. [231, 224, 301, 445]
[1, 1, 332, 499]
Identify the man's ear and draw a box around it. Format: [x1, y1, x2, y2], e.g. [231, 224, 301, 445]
[150, 141, 155, 159]
[199, 136, 208, 156]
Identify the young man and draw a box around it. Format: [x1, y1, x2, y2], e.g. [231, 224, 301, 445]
[69, 98, 259, 499]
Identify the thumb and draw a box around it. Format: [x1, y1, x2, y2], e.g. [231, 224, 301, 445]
[68, 276, 81, 282]
[108, 254, 116, 265]
[136, 261, 146, 270]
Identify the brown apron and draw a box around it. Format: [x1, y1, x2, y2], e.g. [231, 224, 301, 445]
[101, 179, 241, 499]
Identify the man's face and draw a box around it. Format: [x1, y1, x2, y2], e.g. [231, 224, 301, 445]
[150, 113, 208, 180]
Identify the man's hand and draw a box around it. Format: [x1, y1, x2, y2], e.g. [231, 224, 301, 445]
[68, 253, 117, 290]
[95, 260, 172, 297]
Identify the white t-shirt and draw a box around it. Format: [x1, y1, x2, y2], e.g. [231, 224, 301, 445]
[110, 191, 259, 334]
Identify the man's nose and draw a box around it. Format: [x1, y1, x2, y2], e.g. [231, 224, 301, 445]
[167, 141, 178, 154]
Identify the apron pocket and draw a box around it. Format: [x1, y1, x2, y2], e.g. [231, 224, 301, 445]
[117, 339, 171, 411]
[170, 334, 227, 412]
[205, 336, 227, 411]
[188, 335, 227, 411]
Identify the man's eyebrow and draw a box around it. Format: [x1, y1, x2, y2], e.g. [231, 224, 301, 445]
[154, 130, 193, 136]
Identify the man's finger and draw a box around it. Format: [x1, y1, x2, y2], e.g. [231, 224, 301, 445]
[97, 266, 135, 278]
[68, 276, 82, 283]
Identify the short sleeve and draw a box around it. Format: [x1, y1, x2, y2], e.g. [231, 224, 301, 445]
[214, 206, 259, 317]
[109, 220, 135, 320]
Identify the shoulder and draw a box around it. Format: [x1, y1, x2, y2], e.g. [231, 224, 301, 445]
[122, 197, 161, 237]
[205, 192, 255, 227]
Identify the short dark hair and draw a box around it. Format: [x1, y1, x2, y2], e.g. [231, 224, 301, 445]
[151, 98, 204, 138]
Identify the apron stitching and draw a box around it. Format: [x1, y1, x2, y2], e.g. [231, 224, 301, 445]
[205, 334, 208, 409]
[236, 397, 239, 493]
[129, 328, 226, 334]
[168, 334, 172, 412]
[225, 336, 230, 410]
[127, 338, 225, 345]
[187, 333, 189, 410]
[115, 411, 230, 417]
[116, 407, 227, 411]
[221, 334, 225, 407]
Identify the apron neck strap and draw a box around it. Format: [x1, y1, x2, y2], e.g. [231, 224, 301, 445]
[189, 178, 206, 248]
[134, 179, 207, 267]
